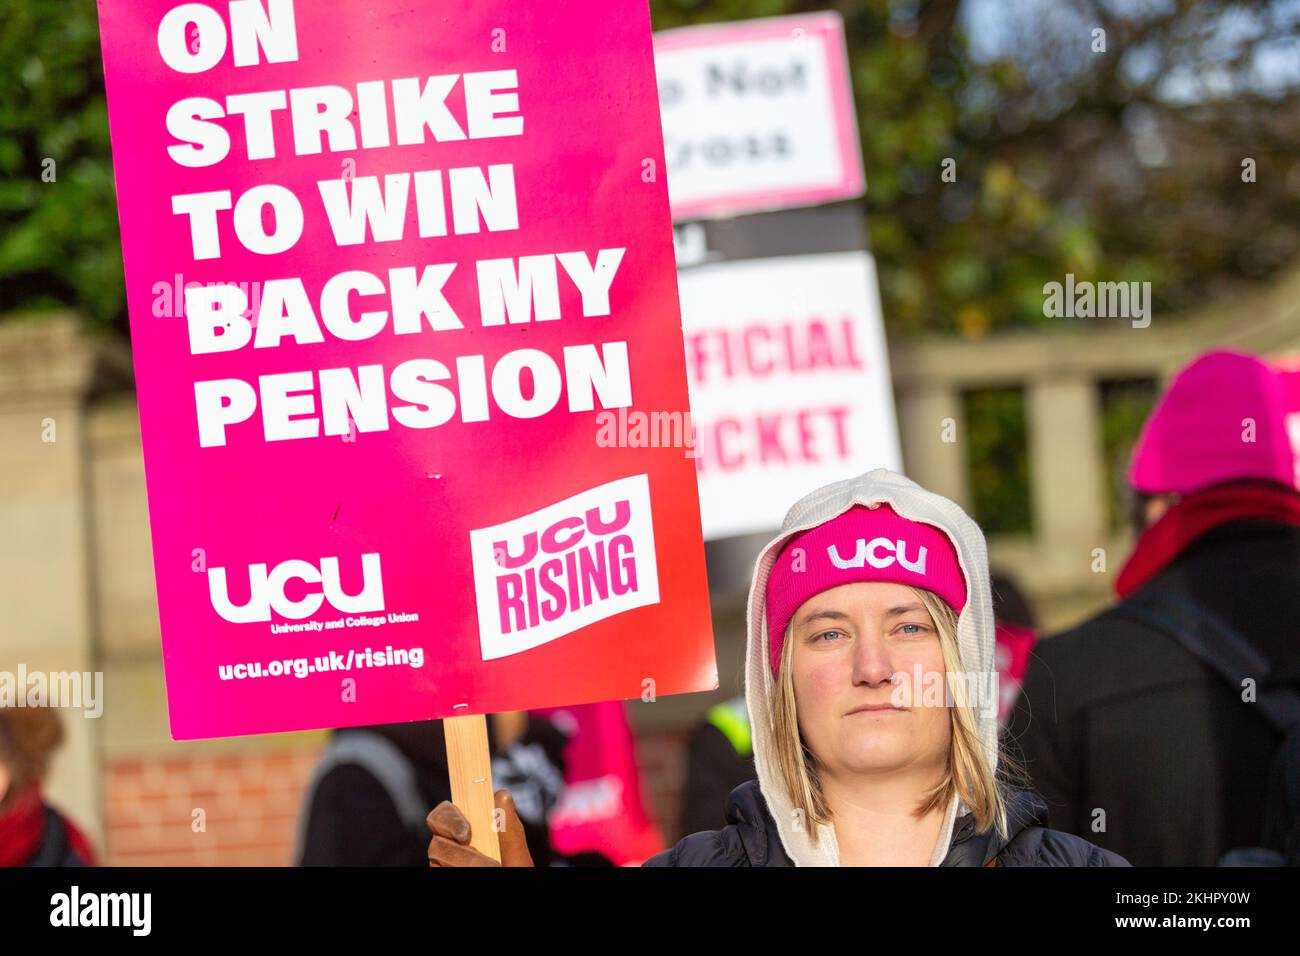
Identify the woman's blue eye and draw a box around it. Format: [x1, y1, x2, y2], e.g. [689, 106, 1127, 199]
[815, 630, 843, 642]
[898, 623, 927, 636]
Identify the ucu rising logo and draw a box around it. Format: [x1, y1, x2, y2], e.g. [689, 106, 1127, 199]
[469, 475, 660, 661]
[827, 538, 927, 574]
[208, 554, 385, 623]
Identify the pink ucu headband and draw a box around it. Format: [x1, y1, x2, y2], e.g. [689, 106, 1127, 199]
[765, 503, 968, 676]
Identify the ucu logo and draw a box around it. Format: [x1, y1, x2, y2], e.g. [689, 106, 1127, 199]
[827, 538, 927, 574]
[492, 499, 631, 569]
[208, 554, 385, 623]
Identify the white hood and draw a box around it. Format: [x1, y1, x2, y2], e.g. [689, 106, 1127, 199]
[743, 468, 998, 866]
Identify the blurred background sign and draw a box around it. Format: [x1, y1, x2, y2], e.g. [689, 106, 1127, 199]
[1281, 361, 1300, 487]
[655, 12, 865, 221]
[532, 702, 665, 865]
[658, 12, 898, 547]
[680, 247, 900, 540]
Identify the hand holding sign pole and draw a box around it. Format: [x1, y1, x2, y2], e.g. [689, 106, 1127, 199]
[94, 0, 717, 844]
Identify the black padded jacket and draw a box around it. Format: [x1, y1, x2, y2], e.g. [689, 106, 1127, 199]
[643, 779, 1130, 867]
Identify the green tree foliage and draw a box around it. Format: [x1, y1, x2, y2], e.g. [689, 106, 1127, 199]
[963, 386, 1032, 533]
[1100, 378, 1159, 529]
[655, 0, 1300, 335]
[0, 2, 120, 325]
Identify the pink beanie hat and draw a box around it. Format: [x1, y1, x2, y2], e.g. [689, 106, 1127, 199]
[1129, 350, 1293, 496]
[765, 503, 968, 676]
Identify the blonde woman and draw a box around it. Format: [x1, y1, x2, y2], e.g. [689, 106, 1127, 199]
[427, 469, 1128, 866]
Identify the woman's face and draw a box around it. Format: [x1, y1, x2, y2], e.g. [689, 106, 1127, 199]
[790, 581, 951, 780]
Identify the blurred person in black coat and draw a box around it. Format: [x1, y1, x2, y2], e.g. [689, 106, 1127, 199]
[296, 713, 581, 866]
[1013, 351, 1300, 865]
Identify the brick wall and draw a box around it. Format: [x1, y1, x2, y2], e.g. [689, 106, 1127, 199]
[100, 729, 693, 866]
[103, 751, 318, 866]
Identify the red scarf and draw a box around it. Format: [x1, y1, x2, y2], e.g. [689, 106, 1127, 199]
[1115, 484, 1300, 599]
[0, 784, 45, 867]
[0, 782, 98, 866]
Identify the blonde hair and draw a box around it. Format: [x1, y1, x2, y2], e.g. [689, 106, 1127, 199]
[770, 586, 1011, 844]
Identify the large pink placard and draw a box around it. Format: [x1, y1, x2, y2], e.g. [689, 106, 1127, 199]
[96, 0, 717, 739]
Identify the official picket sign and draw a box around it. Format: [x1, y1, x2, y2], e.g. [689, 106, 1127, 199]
[654, 12, 865, 222]
[679, 251, 902, 540]
[96, 0, 716, 739]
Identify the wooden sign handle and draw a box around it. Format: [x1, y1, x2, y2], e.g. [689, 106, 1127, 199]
[443, 713, 501, 863]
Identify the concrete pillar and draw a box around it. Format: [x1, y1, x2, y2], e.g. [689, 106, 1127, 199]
[0, 315, 124, 851]
[896, 384, 971, 510]
[1026, 376, 1107, 577]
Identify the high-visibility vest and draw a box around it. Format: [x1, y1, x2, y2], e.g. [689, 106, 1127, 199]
[705, 695, 752, 758]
